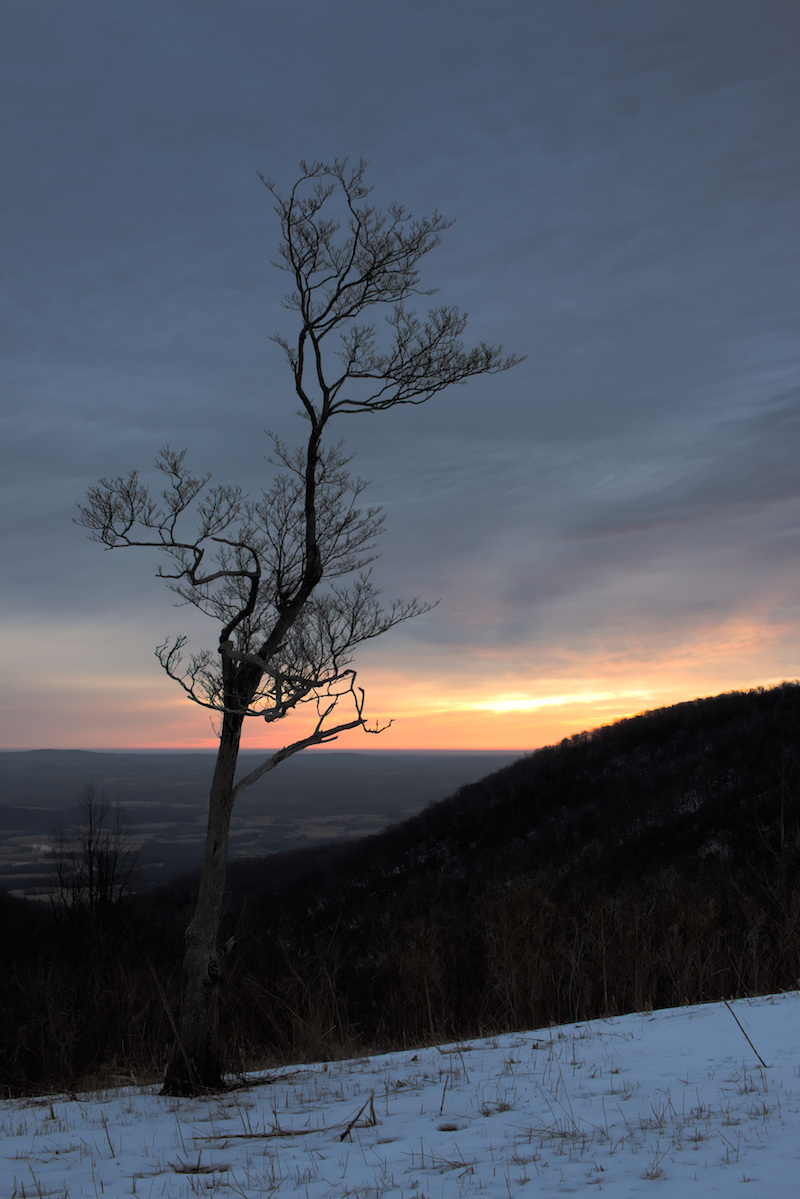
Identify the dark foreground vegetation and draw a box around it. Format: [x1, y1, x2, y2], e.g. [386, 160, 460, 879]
[2, 682, 798, 1096]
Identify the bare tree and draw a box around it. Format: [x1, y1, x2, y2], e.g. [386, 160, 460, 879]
[50, 783, 139, 928]
[78, 159, 521, 1094]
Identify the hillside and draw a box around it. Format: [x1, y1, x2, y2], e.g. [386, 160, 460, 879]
[229, 681, 800, 903]
[224, 682, 800, 1056]
[2, 683, 798, 1094]
[3, 993, 799, 1197]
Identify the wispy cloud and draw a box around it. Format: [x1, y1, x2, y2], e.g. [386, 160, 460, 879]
[2, 0, 798, 748]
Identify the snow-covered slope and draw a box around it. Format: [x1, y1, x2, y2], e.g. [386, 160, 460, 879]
[3, 991, 798, 1197]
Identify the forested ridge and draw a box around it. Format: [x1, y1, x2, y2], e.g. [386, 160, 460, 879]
[2, 682, 798, 1094]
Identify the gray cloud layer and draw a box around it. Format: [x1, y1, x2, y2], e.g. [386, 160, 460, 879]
[2, 0, 798, 743]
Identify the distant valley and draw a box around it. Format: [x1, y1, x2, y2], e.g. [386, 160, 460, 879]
[0, 749, 518, 897]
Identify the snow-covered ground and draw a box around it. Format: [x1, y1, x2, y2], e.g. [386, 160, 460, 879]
[3, 992, 799, 1197]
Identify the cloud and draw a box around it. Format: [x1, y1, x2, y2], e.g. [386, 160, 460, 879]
[2, 0, 798, 747]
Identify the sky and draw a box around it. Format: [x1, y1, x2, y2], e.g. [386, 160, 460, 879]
[2, 0, 799, 752]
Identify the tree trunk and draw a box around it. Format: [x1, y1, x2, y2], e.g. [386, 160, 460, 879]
[162, 711, 243, 1095]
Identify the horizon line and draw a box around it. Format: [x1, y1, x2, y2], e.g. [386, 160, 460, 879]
[0, 745, 527, 754]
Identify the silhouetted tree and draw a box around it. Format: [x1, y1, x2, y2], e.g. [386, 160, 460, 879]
[50, 783, 139, 928]
[78, 158, 521, 1094]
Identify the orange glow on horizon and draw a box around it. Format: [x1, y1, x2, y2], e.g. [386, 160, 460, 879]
[9, 670, 793, 754]
[2, 609, 795, 752]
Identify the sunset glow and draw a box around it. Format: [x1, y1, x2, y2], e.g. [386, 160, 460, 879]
[2, 603, 791, 753]
[3, 5, 798, 759]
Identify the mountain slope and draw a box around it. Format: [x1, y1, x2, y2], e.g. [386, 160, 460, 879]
[3, 683, 798, 1092]
[227, 683, 800, 1056]
[233, 681, 799, 901]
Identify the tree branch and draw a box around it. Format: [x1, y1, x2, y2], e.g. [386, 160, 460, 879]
[231, 672, 384, 798]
